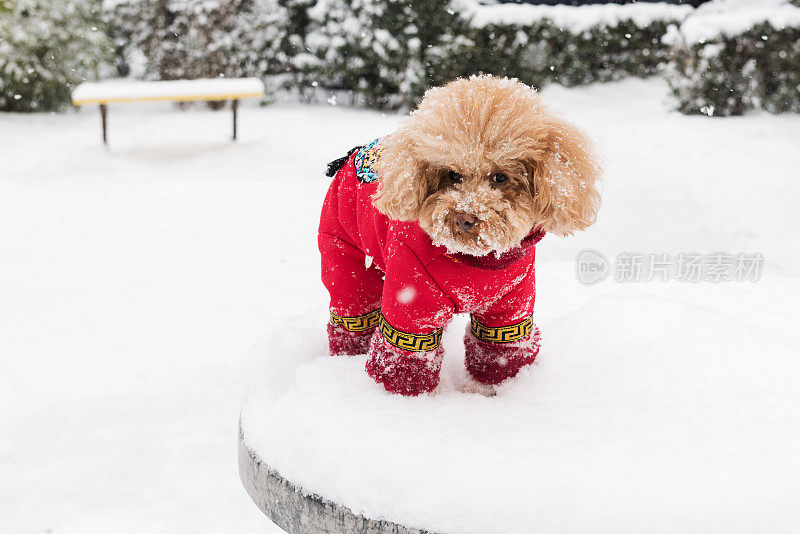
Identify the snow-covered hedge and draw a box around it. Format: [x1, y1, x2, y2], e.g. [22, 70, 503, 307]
[301, 0, 800, 114]
[296, 1, 693, 108]
[0, 0, 113, 112]
[664, 0, 800, 115]
[304, 0, 474, 108]
[470, 2, 693, 89]
[103, 0, 287, 91]
[6, 0, 800, 116]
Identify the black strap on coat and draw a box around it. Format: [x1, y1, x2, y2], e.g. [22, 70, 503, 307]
[325, 146, 362, 177]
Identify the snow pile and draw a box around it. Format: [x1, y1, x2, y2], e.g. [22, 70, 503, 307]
[466, 0, 693, 32]
[676, 0, 800, 43]
[241, 277, 800, 533]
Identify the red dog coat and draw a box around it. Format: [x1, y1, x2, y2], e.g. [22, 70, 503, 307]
[318, 139, 543, 395]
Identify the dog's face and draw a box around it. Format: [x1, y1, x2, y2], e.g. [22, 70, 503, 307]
[374, 76, 602, 256]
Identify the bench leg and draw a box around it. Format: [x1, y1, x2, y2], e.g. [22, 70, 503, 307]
[232, 99, 239, 141]
[99, 104, 108, 145]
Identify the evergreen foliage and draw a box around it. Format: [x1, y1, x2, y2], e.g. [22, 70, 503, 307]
[306, 0, 474, 108]
[299, 1, 688, 109]
[0, 0, 113, 111]
[3, 0, 799, 116]
[471, 19, 676, 90]
[664, 22, 800, 115]
[104, 0, 288, 81]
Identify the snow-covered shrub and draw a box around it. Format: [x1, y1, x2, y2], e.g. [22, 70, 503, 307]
[0, 0, 113, 112]
[303, 1, 691, 108]
[664, 0, 800, 115]
[103, 0, 288, 83]
[269, 0, 324, 99]
[306, 0, 474, 109]
[663, 31, 758, 116]
[471, 17, 685, 89]
[467, 21, 553, 90]
[468, 2, 693, 88]
[277, 0, 317, 66]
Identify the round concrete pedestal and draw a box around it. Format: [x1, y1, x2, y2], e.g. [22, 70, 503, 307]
[238, 297, 800, 534]
[239, 426, 432, 534]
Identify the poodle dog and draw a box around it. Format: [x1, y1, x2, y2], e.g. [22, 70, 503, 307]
[318, 75, 601, 396]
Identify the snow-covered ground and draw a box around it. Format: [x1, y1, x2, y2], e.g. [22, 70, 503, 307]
[2, 78, 800, 533]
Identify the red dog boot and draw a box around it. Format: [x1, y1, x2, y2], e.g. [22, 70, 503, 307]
[464, 319, 541, 386]
[327, 309, 381, 356]
[327, 323, 374, 356]
[365, 330, 443, 396]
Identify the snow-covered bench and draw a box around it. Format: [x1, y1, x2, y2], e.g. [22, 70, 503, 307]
[71, 78, 265, 144]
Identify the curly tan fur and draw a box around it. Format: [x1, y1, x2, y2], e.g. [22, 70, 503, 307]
[374, 76, 602, 255]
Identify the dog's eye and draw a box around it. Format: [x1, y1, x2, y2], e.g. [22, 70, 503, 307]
[448, 171, 462, 183]
[492, 173, 509, 184]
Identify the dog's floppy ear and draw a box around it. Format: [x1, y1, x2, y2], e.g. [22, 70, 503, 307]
[372, 131, 433, 221]
[528, 115, 602, 236]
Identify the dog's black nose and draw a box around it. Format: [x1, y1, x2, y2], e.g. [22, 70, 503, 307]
[455, 213, 478, 232]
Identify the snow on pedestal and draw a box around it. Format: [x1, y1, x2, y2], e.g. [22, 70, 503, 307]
[239, 278, 800, 534]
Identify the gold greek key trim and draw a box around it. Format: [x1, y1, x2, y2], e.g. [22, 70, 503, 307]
[378, 315, 442, 352]
[471, 315, 533, 343]
[329, 309, 380, 332]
